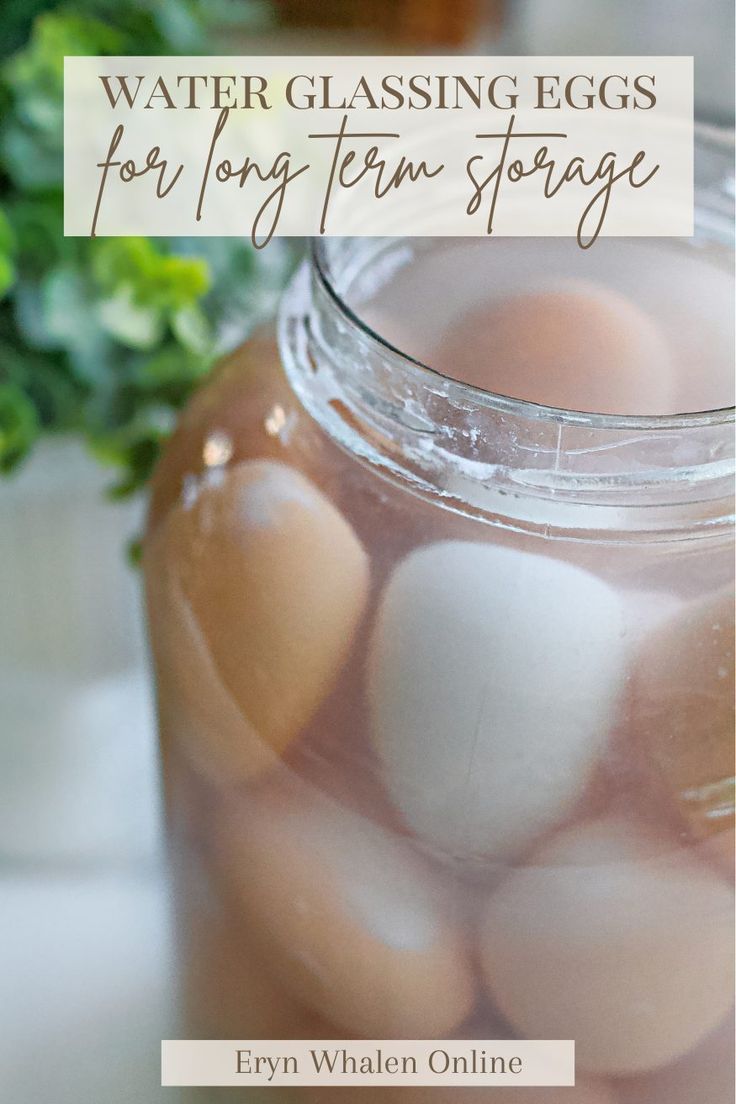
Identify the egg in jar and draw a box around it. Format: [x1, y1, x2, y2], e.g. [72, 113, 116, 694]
[144, 459, 369, 786]
[432, 281, 674, 415]
[179, 885, 344, 1041]
[479, 815, 735, 1075]
[212, 778, 475, 1039]
[147, 329, 328, 535]
[618, 1010, 735, 1104]
[368, 540, 626, 864]
[630, 587, 735, 864]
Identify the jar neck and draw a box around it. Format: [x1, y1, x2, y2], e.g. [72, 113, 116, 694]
[278, 249, 733, 543]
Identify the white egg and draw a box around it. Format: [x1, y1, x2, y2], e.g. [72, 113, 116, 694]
[213, 780, 475, 1038]
[479, 816, 735, 1075]
[368, 541, 626, 862]
[619, 1011, 735, 1104]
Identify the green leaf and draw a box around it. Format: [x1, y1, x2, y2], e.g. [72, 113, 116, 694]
[97, 286, 165, 349]
[0, 255, 16, 299]
[171, 303, 212, 354]
[0, 382, 40, 473]
[0, 335, 82, 432]
[153, 253, 211, 307]
[126, 536, 143, 567]
[0, 212, 16, 298]
[3, 11, 126, 93]
[0, 209, 15, 256]
[41, 266, 90, 344]
[0, 1, 284, 498]
[131, 341, 212, 399]
[14, 281, 58, 350]
[89, 423, 167, 498]
[0, 121, 62, 190]
[41, 266, 109, 367]
[107, 432, 162, 497]
[92, 238, 211, 309]
[4, 193, 66, 279]
[19, 360, 83, 432]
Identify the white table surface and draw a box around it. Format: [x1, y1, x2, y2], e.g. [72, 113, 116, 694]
[0, 666, 183, 1104]
[0, 673, 278, 1103]
[0, 446, 287, 1103]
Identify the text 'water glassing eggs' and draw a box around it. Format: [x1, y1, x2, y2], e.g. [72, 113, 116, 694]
[433, 281, 674, 415]
[144, 460, 369, 785]
[368, 540, 626, 863]
[212, 780, 475, 1039]
[631, 587, 735, 858]
[479, 815, 734, 1076]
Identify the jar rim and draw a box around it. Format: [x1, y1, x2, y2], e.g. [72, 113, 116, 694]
[311, 235, 735, 432]
[281, 128, 734, 539]
[310, 124, 735, 433]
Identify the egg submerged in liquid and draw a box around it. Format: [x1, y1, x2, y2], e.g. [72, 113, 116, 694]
[433, 281, 674, 416]
[367, 540, 626, 863]
[144, 459, 369, 785]
[479, 815, 735, 1076]
[212, 779, 475, 1039]
[630, 587, 735, 862]
[618, 1011, 735, 1104]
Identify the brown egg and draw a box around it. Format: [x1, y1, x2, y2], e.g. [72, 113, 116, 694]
[698, 827, 735, 880]
[434, 282, 673, 415]
[304, 1080, 614, 1104]
[212, 780, 475, 1038]
[144, 460, 369, 785]
[144, 324, 468, 580]
[179, 883, 343, 1040]
[148, 329, 329, 536]
[159, 742, 218, 856]
[479, 816, 734, 1075]
[631, 588, 735, 849]
[619, 1011, 735, 1104]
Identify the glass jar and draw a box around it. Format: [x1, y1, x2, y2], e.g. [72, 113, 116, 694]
[144, 137, 735, 1104]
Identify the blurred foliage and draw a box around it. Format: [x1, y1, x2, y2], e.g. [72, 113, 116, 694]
[0, 0, 294, 495]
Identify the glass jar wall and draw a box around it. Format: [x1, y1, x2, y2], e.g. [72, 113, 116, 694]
[144, 142, 735, 1104]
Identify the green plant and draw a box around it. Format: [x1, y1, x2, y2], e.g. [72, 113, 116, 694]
[0, 0, 293, 496]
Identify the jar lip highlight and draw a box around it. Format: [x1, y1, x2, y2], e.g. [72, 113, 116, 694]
[311, 235, 735, 434]
[281, 240, 734, 539]
[281, 133, 734, 540]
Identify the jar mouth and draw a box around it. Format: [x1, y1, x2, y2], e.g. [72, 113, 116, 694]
[281, 128, 734, 539]
[311, 236, 735, 433]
